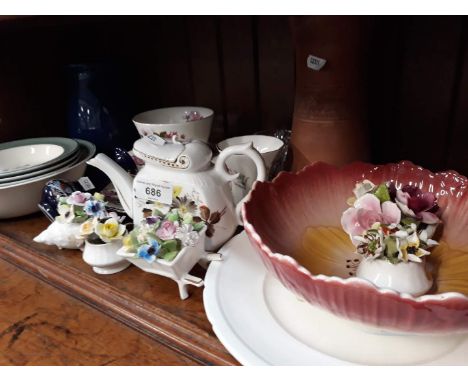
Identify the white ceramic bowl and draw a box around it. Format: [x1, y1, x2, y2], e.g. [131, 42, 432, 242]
[0, 137, 79, 178]
[132, 106, 214, 142]
[217, 135, 284, 170]
[0, 149, 80, 185]
[0, 140, 96, 219]
[216, 135, 284, 204]
[0, 144, 64, 171]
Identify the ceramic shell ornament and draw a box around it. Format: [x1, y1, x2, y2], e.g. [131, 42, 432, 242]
[34, 220, 84, 249]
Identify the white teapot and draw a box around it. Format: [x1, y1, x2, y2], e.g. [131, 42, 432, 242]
[87, 135, 266, 251]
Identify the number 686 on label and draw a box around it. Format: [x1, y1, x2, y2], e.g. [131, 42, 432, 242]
[134, 179, 173, 205]
[146, 187, 162, 198]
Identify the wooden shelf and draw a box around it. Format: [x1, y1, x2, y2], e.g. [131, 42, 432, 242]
[0, 214, 238, 366]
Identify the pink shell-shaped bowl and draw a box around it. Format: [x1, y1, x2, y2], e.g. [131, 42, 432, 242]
[242, 161, 468, 334]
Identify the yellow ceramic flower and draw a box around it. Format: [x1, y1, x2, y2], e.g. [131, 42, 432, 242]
[79, 218, 96, 237]
[122, 234, 133, 249]
[93, 192, 105, 201]
[150, 201, 171, 215]
[95, 218, 126, 243]
[398, 232, 429, 263]
[173, 185, 182, 198]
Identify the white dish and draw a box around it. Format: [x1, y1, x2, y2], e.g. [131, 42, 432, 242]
[0, 137, 79, 177]
[0, 140, 95, 219]
[133, 106, 214, 142]
[0, 149, 80, 185]
[0, 144, 63, 172]
[217, 134, 284, 157]
[203, 231, 468, 365]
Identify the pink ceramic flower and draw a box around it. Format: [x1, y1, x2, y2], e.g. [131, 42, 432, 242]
[341, 194, 401, 242]
[66, 191, 92, 206]
[156, 220, 177, 240]
[396, 185, 439, 224]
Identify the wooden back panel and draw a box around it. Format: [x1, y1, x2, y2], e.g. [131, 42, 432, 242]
[0, 16, 467, 175]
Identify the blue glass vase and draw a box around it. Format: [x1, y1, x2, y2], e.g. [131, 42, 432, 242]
[66, 64, 136, 155]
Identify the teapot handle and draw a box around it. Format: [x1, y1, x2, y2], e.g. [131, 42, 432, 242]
[214, 142, 266, 225]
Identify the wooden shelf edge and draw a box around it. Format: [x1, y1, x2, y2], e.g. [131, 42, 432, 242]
[0, 233, 237, 366]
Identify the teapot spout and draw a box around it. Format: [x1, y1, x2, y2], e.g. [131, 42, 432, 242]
[87, 153, 134, 218]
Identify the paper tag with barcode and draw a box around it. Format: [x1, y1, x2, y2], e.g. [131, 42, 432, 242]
[307, 54, 327, 71]
[78, 176, 95, 191]
[134, 178, 173, 205]
[144, 134, 166, 146]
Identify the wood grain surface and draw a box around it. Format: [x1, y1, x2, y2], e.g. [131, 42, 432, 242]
[0, 214, 239, 366]
[0, 258, 197, 366]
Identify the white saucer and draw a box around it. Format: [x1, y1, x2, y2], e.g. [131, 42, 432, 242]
[203, 232, 468, 365]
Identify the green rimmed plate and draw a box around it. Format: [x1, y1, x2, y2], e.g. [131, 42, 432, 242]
[0, 149, 80, 185]
[0, 137, 79, 178]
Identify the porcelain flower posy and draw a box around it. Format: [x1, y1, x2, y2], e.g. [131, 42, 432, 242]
[341, 180, 440, 264]
[121, 196, 206, 263]
[56, 191, 128, 245]
[39, 191, 128, 250]
[56, 191, 111, 224]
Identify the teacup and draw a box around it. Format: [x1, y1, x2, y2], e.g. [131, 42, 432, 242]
[216, 135, 284, 204]
[132, 106, 214, 142]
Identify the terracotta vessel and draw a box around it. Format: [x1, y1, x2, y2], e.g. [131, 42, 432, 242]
[243, 161, 468, 334]
[289, 16, 370, 171]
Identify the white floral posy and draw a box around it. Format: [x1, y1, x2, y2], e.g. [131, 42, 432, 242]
[175, 223, 200, 247]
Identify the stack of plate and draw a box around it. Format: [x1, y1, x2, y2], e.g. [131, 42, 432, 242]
[0, 137, 96, 219]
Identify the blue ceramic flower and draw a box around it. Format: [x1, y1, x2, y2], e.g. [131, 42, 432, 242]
[146, 216, 160, 226]
[84, 199, 107, 218]
[137, 239, 161, 263]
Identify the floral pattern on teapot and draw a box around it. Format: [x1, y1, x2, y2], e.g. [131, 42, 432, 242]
[136, 185, 225, 239]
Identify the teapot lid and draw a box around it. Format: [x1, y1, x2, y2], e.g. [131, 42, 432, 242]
[132, 134, 213, 171]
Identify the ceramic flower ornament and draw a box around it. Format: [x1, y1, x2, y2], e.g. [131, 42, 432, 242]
[340, 179, 441, 295]
[156, 220, 178, 240]
[79, 217, 97, 237]
[95, 217, 126, 242]
[35, 191, 128, 250]
[66, 191, 92, 206]
[121, 196, 206, 263]
[341, 191, 401, 244]
[55, 191, 128, 245]
[341, 180, 439, 266]
[176, 224, 201, 247]
[395, 185, 440, 224]
[137, 238, 161, 263]
[56, 203, 76, 224]
[84, 199, 108, 219]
